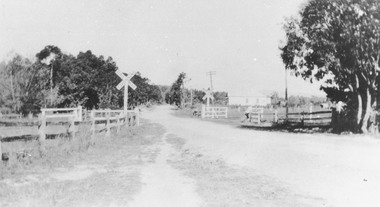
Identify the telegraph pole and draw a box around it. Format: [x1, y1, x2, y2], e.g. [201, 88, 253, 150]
[50, 64, 53, 106]
[206, 71, 216, 92]
[285, 68, 289, 122]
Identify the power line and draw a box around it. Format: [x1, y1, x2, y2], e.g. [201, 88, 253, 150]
[206, 71, 216, 91]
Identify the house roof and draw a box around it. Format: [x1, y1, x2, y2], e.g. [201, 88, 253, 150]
[228, 91, 268, 97]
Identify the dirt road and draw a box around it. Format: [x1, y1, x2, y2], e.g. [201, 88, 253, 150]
[140, 105, 380, 207]
[2, 105, 380, 206]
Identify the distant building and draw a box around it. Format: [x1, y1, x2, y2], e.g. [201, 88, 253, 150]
[228, 92, 271, 106]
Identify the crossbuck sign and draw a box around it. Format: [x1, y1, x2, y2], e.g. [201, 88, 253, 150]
[116, 69, 137, 112]
[202, 89, 214, 107]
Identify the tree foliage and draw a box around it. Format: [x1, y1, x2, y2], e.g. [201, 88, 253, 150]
[0, 46, 162, 114]
[281, 0, 380, 132]
[169, 72, 186, 106]
[0, 55, 50, 114]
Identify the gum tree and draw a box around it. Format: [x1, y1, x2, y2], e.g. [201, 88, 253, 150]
[281, 0, 380, 133]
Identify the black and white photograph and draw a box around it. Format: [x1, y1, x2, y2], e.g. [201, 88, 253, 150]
[1, 0, 380, 206]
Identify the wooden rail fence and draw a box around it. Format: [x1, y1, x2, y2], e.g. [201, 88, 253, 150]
[0, 113, 23, 120]
[286, 110, 332, 126]
[36, 107, 140, 153]
[245, 108, 331, 127]
[90, 109, 139, 137]
[201, 105, 228, 119]
[41, 106, 83, 122]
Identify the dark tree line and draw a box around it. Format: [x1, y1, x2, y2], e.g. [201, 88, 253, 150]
[0, 45, 162, 114]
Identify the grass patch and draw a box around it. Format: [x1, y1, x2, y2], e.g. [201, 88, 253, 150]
[0, 120, 166, 206]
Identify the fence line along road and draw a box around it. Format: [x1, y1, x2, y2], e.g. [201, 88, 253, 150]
[244, 108, 332, 127]
[90, 109, 140, 137]
[41, 106, 83, 122]
[0, 113, 23, 120]
[36, 107, 140, 153]
[201, 105, 228, 119]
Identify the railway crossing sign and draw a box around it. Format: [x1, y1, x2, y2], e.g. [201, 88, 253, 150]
[202, 89, 214, 107]
[116, 69, 137, 112]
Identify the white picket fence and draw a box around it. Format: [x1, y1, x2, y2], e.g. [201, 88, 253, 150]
[201, 105, 228, 119]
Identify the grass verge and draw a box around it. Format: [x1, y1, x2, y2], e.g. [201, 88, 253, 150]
[0, 119, 165, 207]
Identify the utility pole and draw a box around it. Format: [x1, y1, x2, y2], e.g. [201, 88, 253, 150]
[206, 71, 216, 92]
[50, 64, 53, 106]
[285, 68, 288, 122]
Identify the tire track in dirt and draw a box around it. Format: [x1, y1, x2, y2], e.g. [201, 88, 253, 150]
[129, 132, 201, 207]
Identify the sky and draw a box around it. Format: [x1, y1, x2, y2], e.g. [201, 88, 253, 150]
[0, 0, 325, 97]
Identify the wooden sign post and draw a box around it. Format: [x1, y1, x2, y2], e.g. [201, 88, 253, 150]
[202, 89, 214, 107]
[116, 70, 137, 113]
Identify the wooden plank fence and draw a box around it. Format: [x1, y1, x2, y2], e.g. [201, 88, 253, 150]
[248, 108, 265, 125]
[201, 106, 228, 119]
[286, 110, 332, 126]
[90, 109, 139, 137]
[41, 106, 83, 122]
[36, 107, 140, 153]
[245, 108, 331, 127]
[0, 113, 23, 120]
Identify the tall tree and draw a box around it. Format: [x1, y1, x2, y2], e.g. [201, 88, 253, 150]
[36, 45, 63, 106]
[128, 72, 162, 107]
[169, 72, 186, 107]
[281, 0, 380, 133]
[0, 54, 50, 113]
[56, 51, 121, 109]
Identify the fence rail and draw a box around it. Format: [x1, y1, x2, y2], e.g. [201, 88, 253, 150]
[90, 109, 139, 136]
[201, 106, 228, 119]
[244, 108, 332, 127]
[0, 113, 23, 120]
[41, 106, 83, 122]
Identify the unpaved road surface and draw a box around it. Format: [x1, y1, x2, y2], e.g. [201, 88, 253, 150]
[2, 105, 380, 206]
[140, 105, 380, 207]
[130, 132, 201, 207]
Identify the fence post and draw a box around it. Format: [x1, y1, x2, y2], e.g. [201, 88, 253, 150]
[73, 107, 78, 121]
[134, 107, 140, 126]
[69, 117, 76, 139]
[225, 107, 228, 118]
[78, 106, 83, 121]
[301, 111, 305, 127]
[117, 115, 121, 133]
[309, 105, 313, 120]
[274, 110, 278, 123]
[38, 115, 46, 155]
[258, 112, 261, 125]
[201, 105, 205, 118]
[125, 112, 129, 127]
[91, 111, 96, 137]
[106, 110, 110, 137]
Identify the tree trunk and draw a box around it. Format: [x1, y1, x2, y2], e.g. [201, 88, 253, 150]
[361, 88, 372, 133]
[10, 73, 15, 111]
[355, 74, 363, 132]
[357, 91, 363, 123]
